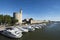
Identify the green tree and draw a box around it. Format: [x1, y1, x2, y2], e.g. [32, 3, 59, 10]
[3, 15, 11, 24]
[0, 15, 18, 26]
[0, 15, 3, 24]
[11, 17, 18, 25]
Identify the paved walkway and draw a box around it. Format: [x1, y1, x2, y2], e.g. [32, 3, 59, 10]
[0, 25, 6, 31]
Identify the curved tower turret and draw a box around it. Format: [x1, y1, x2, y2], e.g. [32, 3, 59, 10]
[13, 9, 22, 24]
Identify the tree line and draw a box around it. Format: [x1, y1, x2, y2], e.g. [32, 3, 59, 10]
[0, 15, 18, 26]
[22, 18, 33, 24]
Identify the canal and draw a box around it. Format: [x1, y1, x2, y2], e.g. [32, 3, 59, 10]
[0, 22, 60, 40]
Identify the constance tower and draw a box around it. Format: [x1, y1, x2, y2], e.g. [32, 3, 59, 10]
[13, 9, 22, 24]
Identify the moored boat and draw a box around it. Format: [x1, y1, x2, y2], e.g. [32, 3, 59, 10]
[0, 27, 23, 38]
[16, 27, 29, 32]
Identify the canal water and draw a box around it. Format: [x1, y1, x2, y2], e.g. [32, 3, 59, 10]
[0, 22, 60, 40]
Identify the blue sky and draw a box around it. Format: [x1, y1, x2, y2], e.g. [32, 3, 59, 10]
[0, 0, 60, 21]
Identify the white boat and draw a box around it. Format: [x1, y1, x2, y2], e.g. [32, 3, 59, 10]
[39, 26, 42, 28]
[31, 24, 42, 29]
[27, 26, 35, 31]
[32, 25, 39, 29]
[35, 26, 39, 29]
[0, 27, 23, 38]
[35, 25, 39, 29]
[36, 25, 42, 28]
[22, 26, 35, 31]
[16, 27, 29, 32]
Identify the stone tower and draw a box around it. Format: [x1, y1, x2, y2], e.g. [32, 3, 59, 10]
[13, 9, 22, 24]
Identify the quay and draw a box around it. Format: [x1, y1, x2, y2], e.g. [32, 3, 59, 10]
[0, 25, 6, 31]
